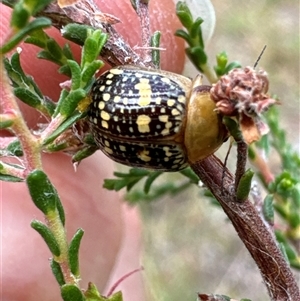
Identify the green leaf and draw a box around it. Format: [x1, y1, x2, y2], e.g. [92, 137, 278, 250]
[288, 211, 300, 228]
[176, 1, 194, 30]
[26, 169, 60, 215]
[31, 220, 61, 256]
[43, 111, 85, 145]
[103, 168, 148, 192]
[278, 242, 289, 263]
[126, 181, 191, 204]
[215, 51, 228, 70]
[29, 0, 54, 16]
[128, 168, 149, 177]
[61, 284, 85, 301]
[14, 87, 42, 108]
[37, 49, 62, 65]
[144, 171, 162, 194]
[50, 259, 65, 286]
[224, 61, 242, 73]
[179, 168, 199, 184]
[62, 23, 94, 46]
[43, 96, 56, 116]
[0, 17, 52, 54]
[5, 52, 43, 99]
[0, 119, 14, 129]
[150, 31, 161, 68]
[236, 169, 255, 202]
[174, 29, 193, 46]
[107, 291, 123, 301]
[81, 60, 103, 86]
[190, 17, 204, 42]
[54, 89, 69, 117]
[104, 178, 130, 191]
[6, 139, 23, 156]
[46, 38, 64, 62]
[72, 146, 98, 163]
[56, 194, 66, 226]
[62, 44, 74, 60]
[262, 194, 274, 223]
[68, 229, 84, 276]
[25, 33, 47, 48]
[186, 46, 208, 70]
[68, 60, 82, 90]
[84, 282, 102, 299]
[81, 30, 105, 67]
[58, 64, 72, 77]
[59, 89, 86, 116]
[10, 2, 30, 29]
[0, 173, 23, 182]
[223, 117, 243, 141]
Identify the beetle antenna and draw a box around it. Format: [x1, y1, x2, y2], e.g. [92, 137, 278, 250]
[254, 45, 267, 69]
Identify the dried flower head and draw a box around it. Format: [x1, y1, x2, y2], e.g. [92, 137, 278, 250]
[210, 67, 277, 144]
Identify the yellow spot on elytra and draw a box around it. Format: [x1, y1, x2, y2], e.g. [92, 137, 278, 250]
[163, 146, 172, 157]
[113, 116, 119, 122]
[171, 108, 180, 115]
[167, 99, 175, 107]
[161, 77, 171, 84]
[138, 150, 151, 162]
[104, 140, 110, 147]
[103, 93, 110, 101]
[98, 101, 105, 110]
[110, 68, 124, 75]
[135, 78, 152, 106]
[106, 73, 114, 79]
[159, 115, 169, 123]
[161, 128, 170, 135]
[99, 85, 106, 92]
[113, 95, 121, 103]
[101, 110, 110, 120]
[104, 146, 113, 154]
[106, 80, 112, 85]
[93, 117, 98, 124]
[101, 120, 109, 129]
[136, 115, 151, 133]
[178, 95, 186, 103]
[165, 122, 172, 128]
[119, 145, 126, 151]
[174, 126, 180, 133]
[156, 97, 162, 104]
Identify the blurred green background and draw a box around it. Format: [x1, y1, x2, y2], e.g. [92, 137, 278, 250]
[140, 1, 299, 300]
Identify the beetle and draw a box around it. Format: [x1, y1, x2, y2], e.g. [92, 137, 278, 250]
[87, 65, 228, 171]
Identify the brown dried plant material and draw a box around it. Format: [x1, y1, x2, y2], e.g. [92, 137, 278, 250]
[210, 67, 277, 144]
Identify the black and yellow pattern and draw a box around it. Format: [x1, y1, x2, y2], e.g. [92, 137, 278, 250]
[88, 65, 227, 171]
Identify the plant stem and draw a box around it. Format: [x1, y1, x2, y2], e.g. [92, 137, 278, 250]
[201, 62, 218, 83]
[1, 58, 42, 176]
[46, 209, 77, 284]
[134, 0, 153, 67]
[191, 155, 300, 300]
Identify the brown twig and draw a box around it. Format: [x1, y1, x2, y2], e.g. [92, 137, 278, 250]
[133, 0, 153, 67]
[191, 155, 300, 300]
[235, 140, 248, 190]
[37, 0, 146, 67]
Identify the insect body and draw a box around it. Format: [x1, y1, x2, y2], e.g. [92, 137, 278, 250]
[88, 65, 227, 171]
